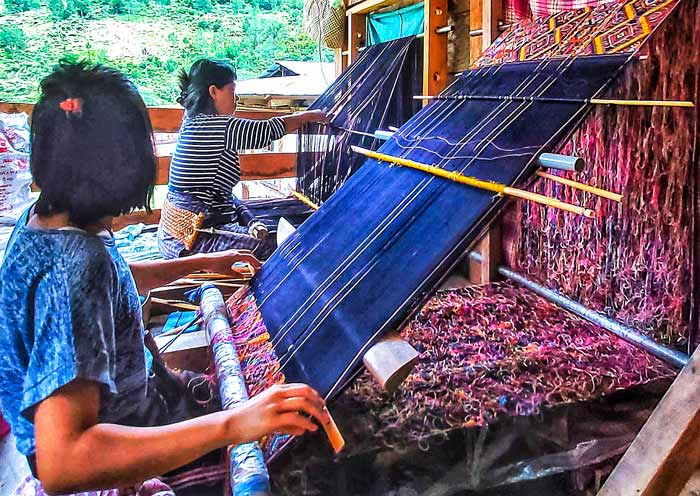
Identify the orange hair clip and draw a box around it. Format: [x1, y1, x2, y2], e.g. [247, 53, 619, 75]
[59, 98, 82, 115]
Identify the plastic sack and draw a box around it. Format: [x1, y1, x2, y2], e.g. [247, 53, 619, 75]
[0, 112, 33, 225]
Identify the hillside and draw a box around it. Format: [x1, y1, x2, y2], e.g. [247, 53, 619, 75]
[0, 0, 332, 105]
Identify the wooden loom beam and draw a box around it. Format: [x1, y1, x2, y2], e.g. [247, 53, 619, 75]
[598, 343, 700, 496]
[423, 0, 449, 96]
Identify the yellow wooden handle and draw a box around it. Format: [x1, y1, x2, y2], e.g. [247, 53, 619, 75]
[536, 171, 623, 202]
[503, 187, 595, 218]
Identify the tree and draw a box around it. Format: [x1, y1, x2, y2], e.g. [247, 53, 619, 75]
[4, 0, 39, 13]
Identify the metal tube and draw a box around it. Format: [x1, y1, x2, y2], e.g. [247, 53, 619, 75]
[200, 285, 272, 496]
[537, 152, 585, 172]
[468, 255, 689, 369]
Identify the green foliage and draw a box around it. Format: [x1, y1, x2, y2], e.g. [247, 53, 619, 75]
[0, 0, 334, 105]
[4, 0, 38, 12]
[0, 25, 27, 51]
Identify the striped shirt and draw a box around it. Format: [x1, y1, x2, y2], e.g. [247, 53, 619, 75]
[169, 114, 286, 209]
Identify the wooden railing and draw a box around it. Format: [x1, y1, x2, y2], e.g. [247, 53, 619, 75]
[0, 102, 297, 228]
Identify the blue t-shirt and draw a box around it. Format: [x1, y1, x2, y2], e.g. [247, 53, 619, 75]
[0, 209, 148, 456]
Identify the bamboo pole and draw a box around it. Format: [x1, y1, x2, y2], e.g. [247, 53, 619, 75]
[412, 94, 694, 108]
[351, 146, 595, 218]
[536, 171, 624, 202]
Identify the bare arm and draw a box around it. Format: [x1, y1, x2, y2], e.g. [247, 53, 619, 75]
[35, 380, 327, 494]
[279, 110, 328, 134]
[129, 250, 262, 295]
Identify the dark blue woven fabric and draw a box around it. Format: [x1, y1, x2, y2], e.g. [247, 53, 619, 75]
[253, 55, 628, 398]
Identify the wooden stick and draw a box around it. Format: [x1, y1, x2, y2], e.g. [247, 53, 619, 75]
[352, 146, 595, 218]
[536, 171, 624, 202]
[321, 407, 345, 454]
[150, 297, 200, 311]
[412, 94, 694, 108]
[290, 190, 320, 211]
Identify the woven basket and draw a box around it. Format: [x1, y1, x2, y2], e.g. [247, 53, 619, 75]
[304, 0, 346, 49]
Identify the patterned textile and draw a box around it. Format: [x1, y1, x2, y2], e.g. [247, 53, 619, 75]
[12, 476, 175, 496]
[157, 191, 275, 260]
[114, 224, 162, 263]
[476, 0, 680, 67]
[502, 0, 700, 349]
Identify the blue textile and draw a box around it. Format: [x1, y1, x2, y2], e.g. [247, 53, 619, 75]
[367, 3, 424, 46]
[0, 208, 148, 456]
[114, 223, 161, 263]
[253, 55, 630, 399]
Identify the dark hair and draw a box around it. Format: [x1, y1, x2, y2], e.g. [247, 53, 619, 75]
[31, 60, 156, 227]
[177, 59, 237, 115]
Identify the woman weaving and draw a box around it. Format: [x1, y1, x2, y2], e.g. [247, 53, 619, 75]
[0, 61, 328, 495]
[158, 59, 326, 260]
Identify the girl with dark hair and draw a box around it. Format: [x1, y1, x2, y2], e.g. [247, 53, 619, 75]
[0, 61, 327, 495]
[158, 58, 327, 260]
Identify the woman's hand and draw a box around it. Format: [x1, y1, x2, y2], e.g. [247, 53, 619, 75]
[304, 109, 329, 124]
[248, 220, 269, 240]
[200, 249, 262, 278]
[225, 383, 328, 441]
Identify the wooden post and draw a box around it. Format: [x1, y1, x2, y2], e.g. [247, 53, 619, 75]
[347, 12, 367, 65]
[423, 0, 449, 96]
[469, 0, 484, 64]
[468, 223, 502, 284]
[598, 343, 700, 496]
[482, 0, 503, 51]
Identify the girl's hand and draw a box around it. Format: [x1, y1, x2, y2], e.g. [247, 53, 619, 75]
[200, 249, 262, 278]
[226, 384, 328, 442]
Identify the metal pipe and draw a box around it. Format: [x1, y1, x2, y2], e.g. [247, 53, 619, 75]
[468, 254, 689, 369]
[200, 285, 272, 495]
[537, 152, 585, 172]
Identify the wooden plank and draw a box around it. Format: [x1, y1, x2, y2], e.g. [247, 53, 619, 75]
[598, 344, 700, 496]
[0, 102, 290, 133]
[482, 0, 503, 51]
[112, 209, 161, 231]
[469, 0, 484, 63]
[155, 152, 297, 185]
[423, 0, 449, 96]
[347, 12, 367, 65]
[347, 0, 421, 15]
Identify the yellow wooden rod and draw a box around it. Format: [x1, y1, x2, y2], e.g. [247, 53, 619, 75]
[536, 170, 624, 202]
[291, 190, 320, 211]
[589, 98, 694, 108]
[352, 146, 595, 218]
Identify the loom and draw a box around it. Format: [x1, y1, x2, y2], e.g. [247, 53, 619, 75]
[196, 0, 698, 491]
[244, 36, 423, 233]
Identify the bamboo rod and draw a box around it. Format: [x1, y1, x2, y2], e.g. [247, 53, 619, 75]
[352, 146, 595, 218]
[536, 170, 624, 202]
[291, 190, 320, 210]
[151, 297, 200, 311]
[412, 94, 694, 108]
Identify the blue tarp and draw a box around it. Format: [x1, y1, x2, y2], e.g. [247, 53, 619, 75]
[367, 2, 424, 45]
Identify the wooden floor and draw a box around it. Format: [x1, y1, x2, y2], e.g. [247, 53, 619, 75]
[0, 433, 29, 496]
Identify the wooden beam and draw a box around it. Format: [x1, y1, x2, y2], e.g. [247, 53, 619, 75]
[112, 209, 162, 231]
[346, 0, 421, 15]
[423, 0, 449, 96]
[155, 152, 297, 185]
[467, 223, 502, 284]
[598, 344, 700, 496]
[347, 12, 367, 65]
[0, 102, 291, 133]
[482, 0, 503, 51]
[469, 0, 484, 63]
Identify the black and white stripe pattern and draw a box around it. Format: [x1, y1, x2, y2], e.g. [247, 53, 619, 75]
[169, 114, 286, 209]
